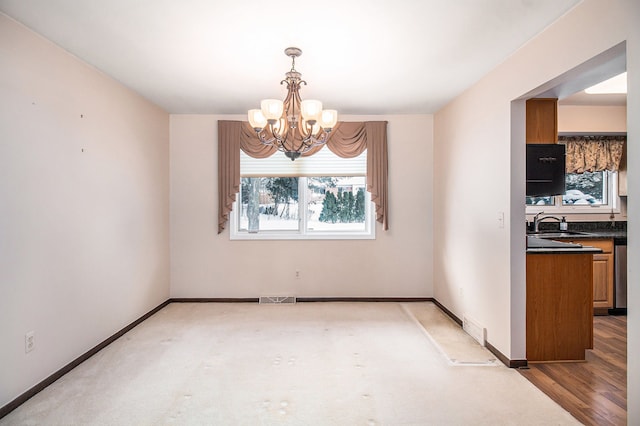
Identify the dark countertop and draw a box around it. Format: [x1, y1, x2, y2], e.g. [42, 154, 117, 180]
[526, 236, 604, 254]
[571, 230, 626, 243]
[532, 221, 627, 245]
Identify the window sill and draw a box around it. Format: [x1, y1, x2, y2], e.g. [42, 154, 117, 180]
[230, 230, 376, 241]
[526, 205, 620, 215]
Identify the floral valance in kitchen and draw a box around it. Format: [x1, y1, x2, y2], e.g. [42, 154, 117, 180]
[559, 135, 625, 174]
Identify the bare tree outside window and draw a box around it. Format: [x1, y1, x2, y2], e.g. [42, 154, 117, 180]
[238, 176, 367, 234]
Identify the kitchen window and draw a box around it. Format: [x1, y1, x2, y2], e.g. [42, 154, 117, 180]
[526, 136, 624, 214]
[526, 170, 619, 212]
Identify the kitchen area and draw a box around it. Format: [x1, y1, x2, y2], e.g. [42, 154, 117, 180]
[524, 91, 627, 362]
[521, 88, 627, 424]
[525, 219, 626, 362]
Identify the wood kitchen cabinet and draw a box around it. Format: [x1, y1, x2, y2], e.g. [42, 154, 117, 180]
[526, 252, 593, 362]
[526, 98, 558, 144]
[558, 238, 614, 314]
[591, 240, 614, 314]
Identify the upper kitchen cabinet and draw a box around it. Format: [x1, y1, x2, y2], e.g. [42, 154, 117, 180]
[526, 98, 558, 144]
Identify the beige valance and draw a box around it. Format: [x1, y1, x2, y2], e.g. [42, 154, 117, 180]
[217, 120, 388, 233]
[559, 135, 625, 173]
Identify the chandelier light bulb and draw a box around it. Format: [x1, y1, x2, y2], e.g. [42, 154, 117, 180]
[248, 109, 267, 130]
[319, 109, 338, 130]
[261, 99, 284, 122]
[301, 99, 322, 123]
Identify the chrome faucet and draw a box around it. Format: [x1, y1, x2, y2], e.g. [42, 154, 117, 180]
[531, 212, 561, 232]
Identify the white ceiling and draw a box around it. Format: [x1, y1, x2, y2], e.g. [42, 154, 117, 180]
[560, 91, 626, 106]
[0, 0, 584, 115]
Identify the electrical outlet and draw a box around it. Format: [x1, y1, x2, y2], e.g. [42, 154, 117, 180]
[25, 331, 35, 353]
[295, 269, 301, 279]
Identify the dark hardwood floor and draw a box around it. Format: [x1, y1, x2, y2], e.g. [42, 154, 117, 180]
[519, 315, 627, 426]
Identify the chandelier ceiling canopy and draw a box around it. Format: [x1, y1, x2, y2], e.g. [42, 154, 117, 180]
[248, 47, 338, 161]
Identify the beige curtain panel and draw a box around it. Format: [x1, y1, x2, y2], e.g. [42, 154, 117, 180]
[559, 136, 626, 174]
[217, 120, 388, 233]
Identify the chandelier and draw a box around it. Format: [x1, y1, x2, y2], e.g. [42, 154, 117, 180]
[247, 47, 338, 161]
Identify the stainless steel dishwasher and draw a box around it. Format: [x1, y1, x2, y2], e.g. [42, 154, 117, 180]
[610, 244, 627, 315]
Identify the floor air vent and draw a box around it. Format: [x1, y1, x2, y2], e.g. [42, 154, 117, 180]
[463, 315, 486, 346]
[259, 296, 296, 304]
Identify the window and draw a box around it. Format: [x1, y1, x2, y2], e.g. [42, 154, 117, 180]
[526, 170, 618, 212]
[230, 149, 375, 240]
[563, 171, 606, 205]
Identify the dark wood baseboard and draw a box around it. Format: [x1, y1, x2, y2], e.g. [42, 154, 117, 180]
[485, 340, 528, 368]
[0, 300, 170, 420]
[431, 298, 527, 368]
[169, 297, 259, 303]
[431, 299, 463, 326]
[169, 297, 433, 304]
[296, 297, 433, 303]
[608, 307, 627, 315]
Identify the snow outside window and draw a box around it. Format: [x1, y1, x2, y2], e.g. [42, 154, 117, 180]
[230, 148, 375, 240]
[526, 170, 619, 213]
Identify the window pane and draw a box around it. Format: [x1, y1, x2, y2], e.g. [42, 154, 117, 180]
[563, 171, 605, 205]
[526, 196, 554, 206]
[233, 176, 373, 239]
[239, 177, 299, 232]
[306, 176, 367, 232]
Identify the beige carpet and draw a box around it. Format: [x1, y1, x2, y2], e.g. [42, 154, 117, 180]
[1, 302, 580, 425]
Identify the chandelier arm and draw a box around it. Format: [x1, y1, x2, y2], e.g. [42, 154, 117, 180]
[256, 124, 286, 147]
[284, 130, 306, 154]
[306, 131, 329, 147]
[310, 132, 327, 145]
[297, 123, 311, 141]
[281, 79, 306, 86]
[256, 129, 276, 146]
[281, 78, 307, 155]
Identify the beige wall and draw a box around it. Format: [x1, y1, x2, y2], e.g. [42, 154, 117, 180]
[0, 14, 170, 407]
[623, 0, 640, 421]
[434, 0, 636, 361]
[169, 114, 433, 299]
[558, 104, 627, 133]
[435, 1, 639, 419]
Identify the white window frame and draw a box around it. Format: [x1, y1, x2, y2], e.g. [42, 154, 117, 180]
[230, 148, 375, 240]
[526, 170, 620, 215]
[230, 177, 375, 240]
